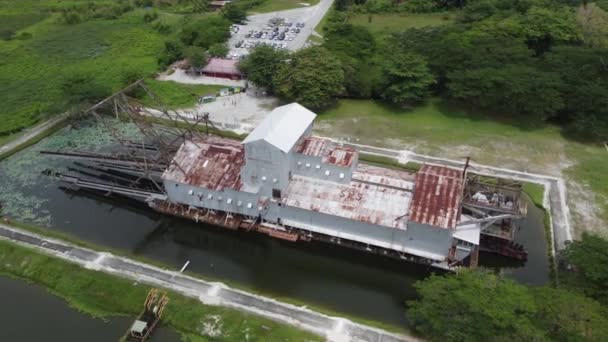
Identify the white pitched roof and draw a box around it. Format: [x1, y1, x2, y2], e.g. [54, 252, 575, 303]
[242, 103, 317, 153]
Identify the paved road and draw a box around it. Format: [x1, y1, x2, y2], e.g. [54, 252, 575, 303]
[0, 224, 418, 342]
[0, 113, 69, 158]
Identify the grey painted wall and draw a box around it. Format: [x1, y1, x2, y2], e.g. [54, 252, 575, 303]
[291, 153, 354, 184]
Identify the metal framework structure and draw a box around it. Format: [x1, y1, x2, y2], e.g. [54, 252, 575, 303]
[43, 79, 219, 197]
[40, 92, 532, 266]
[123, 288, 169, 341]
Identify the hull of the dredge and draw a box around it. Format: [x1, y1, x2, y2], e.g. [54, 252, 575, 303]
[147, 199, 450, 270]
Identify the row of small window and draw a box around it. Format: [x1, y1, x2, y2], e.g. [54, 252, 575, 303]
[296, 161, 345, 179]
[257, 176, 278, 183]
[186, 190, 259, 210]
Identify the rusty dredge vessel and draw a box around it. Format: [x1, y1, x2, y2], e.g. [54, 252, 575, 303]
[43, 81, 528, 270]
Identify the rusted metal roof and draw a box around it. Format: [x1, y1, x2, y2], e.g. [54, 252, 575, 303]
[409, 165, 464, 229]
[202, 58, 241, 76]
[353, 164, 416, 189]
[295, 136, 357, 167]
[282, 164, 414, 229]
[162, 136, 244, 191]
[296, 136, 327, 156]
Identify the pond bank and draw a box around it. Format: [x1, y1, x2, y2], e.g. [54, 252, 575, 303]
[0, 233, 326, 341]
[0, 275, 180, 341]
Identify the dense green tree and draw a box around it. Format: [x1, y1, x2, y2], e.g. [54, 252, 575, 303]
[208, 43, 228, 57]
[273, 47, 344, 110]
[334, 0, 353, 11]
[447, 64, 563, 120]
[532, 287, 608, 341]
[222, 3, 247, 23]
[158, 39, 185, 67]
[238, 45, 289, 91]
[576, 3, 608, 47]
[190, 0, 209, 13]
[381, 52, 435, 105]
[402, 0, 439, 13]
[325, 24, 376, 61]
[460, 0, 499, 22]
[324, 24, 380, 97]
[179, 16, 230, 49]
[62, 73, 111, 105]
[561, 233, 608, 305]
[183, 46, 207, 69]
[142, 11, 158, 23]
[543, 46, 608, 140]
[408, 270, 544, 341]
[521, 5, 581, 54]
[62, 11, 82, 25]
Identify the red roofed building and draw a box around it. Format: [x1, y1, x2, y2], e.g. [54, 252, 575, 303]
[201, 58, 242, 80]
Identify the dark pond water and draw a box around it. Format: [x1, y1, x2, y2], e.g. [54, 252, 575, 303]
[0, 276, 180, 341]
[0, 122, 549, 328]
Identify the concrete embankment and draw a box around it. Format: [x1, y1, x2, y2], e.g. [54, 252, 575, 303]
[0, 224, 418, 342]
[0, 113, 70, 160]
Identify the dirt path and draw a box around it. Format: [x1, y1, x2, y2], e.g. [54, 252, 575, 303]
[0, 113, 69, 158]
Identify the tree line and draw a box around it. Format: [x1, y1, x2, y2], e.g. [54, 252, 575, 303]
[408, 233, 608, 341]
[239, 0, 608, 141]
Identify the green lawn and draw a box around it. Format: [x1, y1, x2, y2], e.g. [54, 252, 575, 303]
[317, 99, 608, 235]
[0, 7, 166, 136]
[0, 0, 211, 139]
[0, 239, 323, 341]
[249, 0, 320, 13]
[143, 80, 224, 109]
[348, 12, 452, 36]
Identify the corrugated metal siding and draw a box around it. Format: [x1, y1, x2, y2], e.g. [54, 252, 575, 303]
[409, 165, 463, 229]
[295, 136, 357, 167]
[163, 136, 244, 191]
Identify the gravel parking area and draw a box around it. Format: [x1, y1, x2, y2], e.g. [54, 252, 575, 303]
[228, 0, 333, 57]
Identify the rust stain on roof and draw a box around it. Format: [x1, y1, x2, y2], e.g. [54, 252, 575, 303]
[295, 136, 357, 167]
[162, 136, 244, 191]
[409, 165, 464, 229]
[283, 164, 414, 229]
[202, 58, 241, 75]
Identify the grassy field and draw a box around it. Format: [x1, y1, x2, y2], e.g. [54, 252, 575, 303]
[0, 1, 236, 146]
[0, 239, 323, 341]
[0, 5, 166, 136]
[347, 12, 452, 36]
[143, 80, 224, 109]
[317, 99, 608, 236]
[249, 0, 320, 13]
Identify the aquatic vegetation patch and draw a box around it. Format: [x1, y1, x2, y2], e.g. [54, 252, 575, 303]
[0, 119, 142, 225]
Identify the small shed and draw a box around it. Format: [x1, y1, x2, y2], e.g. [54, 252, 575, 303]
[201, 58, 242, 80]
